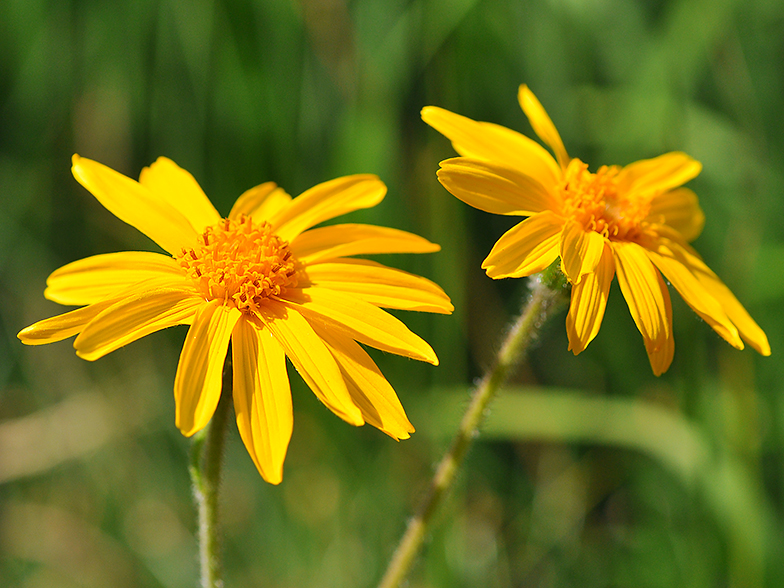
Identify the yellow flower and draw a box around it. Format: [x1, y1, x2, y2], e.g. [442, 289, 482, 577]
[423, 85, 769, 375]
[18, 156, 453, 483]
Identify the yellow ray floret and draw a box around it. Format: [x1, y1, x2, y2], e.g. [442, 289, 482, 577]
[423, 85, 769, 374]
[18, 156, 452, 483]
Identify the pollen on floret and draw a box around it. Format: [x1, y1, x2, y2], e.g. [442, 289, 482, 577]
[559, 158, 651, 242]
[176, 216, 298, 313]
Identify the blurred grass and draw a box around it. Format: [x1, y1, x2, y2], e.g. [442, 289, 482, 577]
[2, 0, 784, 586]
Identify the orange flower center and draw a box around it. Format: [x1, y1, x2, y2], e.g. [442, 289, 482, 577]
[176, 216, 298, 313]
[559, 158, 650, 241]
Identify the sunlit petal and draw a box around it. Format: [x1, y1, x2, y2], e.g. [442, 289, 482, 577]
[617, 152, 702, 197]
[257, 302, 363, 425]
[565, 243, 615, 354]
[664, 239, 770, 356]
[560, 220, 606, 284]
[229, 182, 292, 221]
[517, 85, 570, 169]
[45, 251, 185, 306]
[482, 211, 563, 279]
[436, 157, 556, 216]
[232, 318, 292, 485]
[291, 224, 440, 264]
[71, 155, 197, 254]
[646, 241, 742, 349]
[74, 285, 202, 361]
[646, 187, 705, 242]
[303, 259, 453, 314]
[421, 106, 561, 189]
[17, 298, 118, 345]
[281, 288, 439, 365]
[613, 241, 673, 375]
[174, 302, 241, 436]
[313, 323, 414, 440]
[138, 157, 221, 232]
[269, 175, 386, 241]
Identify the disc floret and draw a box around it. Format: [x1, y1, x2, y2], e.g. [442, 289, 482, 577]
[560, 158, 650, 242]
[177, 216, 298, 313]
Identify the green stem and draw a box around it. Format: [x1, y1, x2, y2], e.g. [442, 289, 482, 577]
[189, 355, 233, 588]
[377, 275, 567, 588]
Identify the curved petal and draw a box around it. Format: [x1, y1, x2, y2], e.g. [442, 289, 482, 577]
[232, 318, 293, 484]
[256, 302, 363, 425]
[74, 286, 203, 361]
[269, 175, 387, 242]
[138, 157, 221, 232]
[646, 187, 705, 242]
[481, 211, 564, 279]
[518, 85, 569, 169]
[565, 242, 615, 354]
[71, 155, 197, 254]
[291, 224, 440, 264]
[645, 241, 742, 349]
[616, 152, 702, 197]
[281, 288, 439, 365]
[662, 239, 770, 356]
[303, 259, 453, 314]
[312, 323, 414, 440]
[45, 251, 185, 306]
[612, 241, 674, 375]
[560, 220, 607, 284]
[421, 106, 561, 189]
[174, 301, 242, 436]
[17, 298, 119, 345]
[229, 182, 292, 221]
[436, 157, 556, 216]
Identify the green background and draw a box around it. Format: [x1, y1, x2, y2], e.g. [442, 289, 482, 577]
[2, 0, 783, 586]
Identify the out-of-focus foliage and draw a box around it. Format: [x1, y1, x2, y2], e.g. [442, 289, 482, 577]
[1, 0, 782, 586]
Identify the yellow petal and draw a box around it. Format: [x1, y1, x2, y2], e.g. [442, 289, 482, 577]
[436, 157, 556, 216]
[481, 211, 563, 279]
[291, 224, 440, 264]
[565, 242, 615, 354]
[228, 182, 292, 221]
[303, 259, 453, 314]
[617, 152, 702, 197]
[74, 286, 203, 361]
[646, 187, 705, 242]
[269, 175, 387, 242]
[281, 288, 439, 365]
[646, 242, 742, 349]
[421, 106, 561, 189]
[174, 302, 241, 436]
[560, 220, 607, 284]
[518, 85, 570, 169]
[45, 251, 185, 306]
[612, 241, 674, 375]
[313, 323, 414, 439]
[257, 302, 363, 425]
[138, 157, 221, 232]
[232, 318, 293, 484]
[665, 239, 770, 356]
[17, 298, 118, 345]
[71, 155, 197, 254]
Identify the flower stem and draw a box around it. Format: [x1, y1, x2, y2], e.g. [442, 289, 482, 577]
[189, 355, 233, 588]
[377, 275, 567, 588]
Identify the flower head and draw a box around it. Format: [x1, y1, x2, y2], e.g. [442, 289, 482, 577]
[423, 86, 769, 375]
[18, 156, 453, 483]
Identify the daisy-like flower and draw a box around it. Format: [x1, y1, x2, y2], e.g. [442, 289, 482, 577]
[422, 86, 769, 375]
[18, 156, 453, 483]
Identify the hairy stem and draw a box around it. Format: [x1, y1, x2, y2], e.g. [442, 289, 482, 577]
[378, 275, 566, 588]
[189, 355, 233, 588]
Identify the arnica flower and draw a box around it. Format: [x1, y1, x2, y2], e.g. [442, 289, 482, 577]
[422, 86, 769, 375]
[18, 156, 453, 483]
